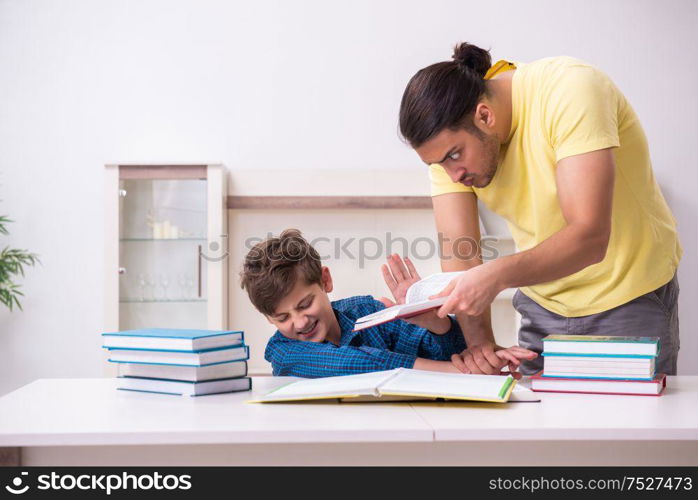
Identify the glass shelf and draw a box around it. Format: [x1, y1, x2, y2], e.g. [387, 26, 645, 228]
[120, 299, 207, 304]
[107, 165, 227, 333]
[120, 238, 206, 242]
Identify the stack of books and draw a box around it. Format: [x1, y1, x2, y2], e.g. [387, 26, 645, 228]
[530, 335, 666, 396]
[101, 328, 251, 396]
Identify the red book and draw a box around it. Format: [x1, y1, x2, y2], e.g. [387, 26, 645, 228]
[530, 372, 666, 396]
[353, 272, 466, 332]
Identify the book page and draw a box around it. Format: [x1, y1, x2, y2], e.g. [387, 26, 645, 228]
[509, 384, 541, 402]
[353, 304, 401, 325]
[354, 297, 446, 329]
[378, 369, 511, 400]
[405, 272, 463, 304]
[257, 370, 400, 401]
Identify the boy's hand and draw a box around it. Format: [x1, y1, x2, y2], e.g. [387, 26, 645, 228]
[380, 253, 420, 304]
[451, 345, 537, 380]
[380, 254, 451, 333]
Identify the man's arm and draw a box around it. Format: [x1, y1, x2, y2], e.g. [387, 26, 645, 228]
[431, 191, 504, 374]
[436, 148, 615, 316]
[380, 309, 466, 361]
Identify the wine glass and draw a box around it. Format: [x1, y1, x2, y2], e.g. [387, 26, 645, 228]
[137, 273, 147, 302]
[160, 274, 171, 301]
[177, 273, 187, 300]
[146, 274, 157, 301]
[185, 274, 195, 299]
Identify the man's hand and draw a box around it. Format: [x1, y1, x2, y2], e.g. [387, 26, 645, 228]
[450, 343, 537, 377]
[430, 263, 502, 318]
[449, 341, 504, 375]
[495, 345, 538, 379]
[380, 254, 452, 334]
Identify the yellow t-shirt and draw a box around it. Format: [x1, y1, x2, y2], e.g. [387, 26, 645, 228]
[430, 56, 682, 317]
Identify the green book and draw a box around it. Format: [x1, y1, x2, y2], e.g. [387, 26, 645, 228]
[542, 335, 660, 357]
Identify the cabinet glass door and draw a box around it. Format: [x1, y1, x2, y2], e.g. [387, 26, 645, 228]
[118, 178, 208, 329]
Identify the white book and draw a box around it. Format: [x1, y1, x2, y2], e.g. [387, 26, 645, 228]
[545, 365, 654, 373]
[108, 345, 249, 366]
[249, 368, 516, 403]
[353, 272, 463, 332]
[117, 376, 252, 396]
[544, 366, 653, 374]
[544, 357, 655, 379]
[543, 370, 653, 380]
[118, 360, 248, 382]
[509, 384, 542, 402]
[544, 357, 654, 369]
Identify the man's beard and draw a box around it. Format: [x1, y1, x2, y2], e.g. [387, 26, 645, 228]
[475, 132, 500, 188]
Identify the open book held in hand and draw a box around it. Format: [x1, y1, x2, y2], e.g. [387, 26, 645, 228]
[248, 368, 516, 404]
[353, 272, 463, 332]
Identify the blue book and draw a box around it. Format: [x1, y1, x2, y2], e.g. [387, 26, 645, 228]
[102, 328, 244, 352]
[542, 335, 660, 357]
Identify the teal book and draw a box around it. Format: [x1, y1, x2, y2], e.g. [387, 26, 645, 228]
[102, 328, 244, 352]
[542, 335, 660, 357]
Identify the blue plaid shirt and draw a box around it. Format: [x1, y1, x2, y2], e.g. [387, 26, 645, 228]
[264, 295, 466, 378]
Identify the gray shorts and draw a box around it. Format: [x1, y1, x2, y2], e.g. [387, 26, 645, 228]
[514, 274, 680, 375]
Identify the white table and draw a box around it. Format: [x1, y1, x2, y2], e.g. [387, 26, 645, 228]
[0, 376, 696, 466]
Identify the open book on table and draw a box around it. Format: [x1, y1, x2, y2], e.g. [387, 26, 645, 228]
[248, 368, 517, 404]
[353, 272, 464, 332]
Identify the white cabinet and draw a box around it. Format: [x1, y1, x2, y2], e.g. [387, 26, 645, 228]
[104, 164, 228, 336]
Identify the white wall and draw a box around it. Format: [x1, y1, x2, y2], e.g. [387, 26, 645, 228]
[1, 0, 696, 394]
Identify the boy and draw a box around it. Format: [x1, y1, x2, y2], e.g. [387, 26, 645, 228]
[240, 229, 536, 378]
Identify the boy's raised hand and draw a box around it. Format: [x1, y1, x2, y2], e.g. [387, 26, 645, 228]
[379, 253, 421, 307]
[379, 254, 452, 334]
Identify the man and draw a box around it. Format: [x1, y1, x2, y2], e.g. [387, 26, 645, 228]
[398, 42, 681, 375]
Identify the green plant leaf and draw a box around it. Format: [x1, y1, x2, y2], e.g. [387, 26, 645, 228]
[0, 218, 39, 312]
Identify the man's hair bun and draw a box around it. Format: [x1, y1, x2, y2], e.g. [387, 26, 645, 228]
[452, 42, 492, 79]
